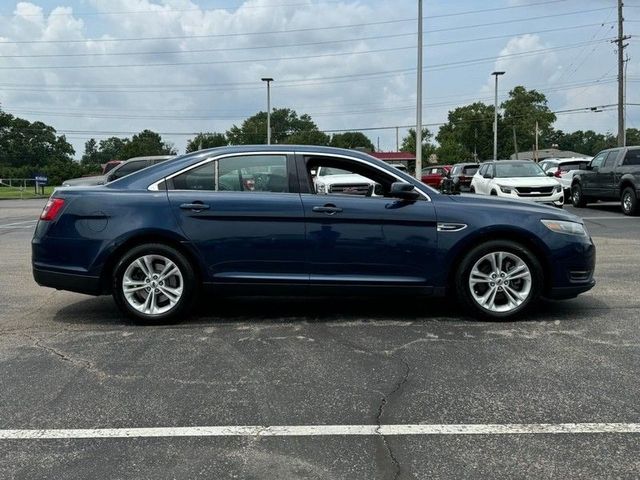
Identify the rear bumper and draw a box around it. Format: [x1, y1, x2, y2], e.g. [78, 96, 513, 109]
[546, 280, 596, 300]
[33, 267, 102, 296]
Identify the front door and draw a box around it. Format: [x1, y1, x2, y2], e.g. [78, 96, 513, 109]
[300, 154, 438, 288]
[166, 153, 307, 284]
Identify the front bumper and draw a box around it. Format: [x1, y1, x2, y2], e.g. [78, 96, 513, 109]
[547, 280, 596, 299]
[33, 267, 102, 295]
[497, 189, 564, 205]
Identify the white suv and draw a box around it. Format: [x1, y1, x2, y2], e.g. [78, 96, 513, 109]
[470, 160, 564, 207]
[539, 157, 591, 199]
[313, 166, 377, 195]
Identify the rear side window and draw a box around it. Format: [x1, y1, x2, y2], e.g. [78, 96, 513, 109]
[623, 149, 640, 166]
[559, 161, 588, 172]
[170, 155, 289, 193]
[111, 160, 148, 180]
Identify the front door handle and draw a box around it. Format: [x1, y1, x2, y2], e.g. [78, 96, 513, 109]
[312, 205, 343, 214]
[180, 202, 210, 211]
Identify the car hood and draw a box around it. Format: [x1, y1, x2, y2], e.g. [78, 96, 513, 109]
[62, 175, 107, 186]
[492, 176, 560, 188]
[316, 174, 373, 184]
[449, 193, 581, 222]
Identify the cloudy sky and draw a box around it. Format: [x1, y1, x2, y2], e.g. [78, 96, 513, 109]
[0, 0, 638, 158]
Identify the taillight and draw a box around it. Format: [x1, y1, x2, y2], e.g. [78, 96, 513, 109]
[554, 168, 562, 178]
[40, 198, 65, 221]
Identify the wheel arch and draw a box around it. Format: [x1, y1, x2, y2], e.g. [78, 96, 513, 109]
[98, 229, 204, 294]
[619, 176, 637, 196]
[445, 227, 552, 296]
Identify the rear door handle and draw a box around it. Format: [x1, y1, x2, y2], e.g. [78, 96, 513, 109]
[180, 202, 210, 211]
[312, 205, 343, 214]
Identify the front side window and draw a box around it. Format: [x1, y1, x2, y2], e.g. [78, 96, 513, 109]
[170, 155, 289, 192]
[590, 152, 607, 169]
[602, 151, 619, 168]
[308, 156, 402, 198]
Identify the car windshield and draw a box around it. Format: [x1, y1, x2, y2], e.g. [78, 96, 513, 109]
[320, 167, 352, 176]
[494, 162, 546, 178]
[462, 166, 478, 175]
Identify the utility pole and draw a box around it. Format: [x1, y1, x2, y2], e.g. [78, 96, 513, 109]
[261, 77, 274, 144]
[534, 120, 539, 162]
[395, 126, 399, 151]
[512, 125, 518, 160]
[415, 0, 423, 179]
[624, 54, 630, 146]
[492, 71, 505, 161]
[614, 0, 630, 147]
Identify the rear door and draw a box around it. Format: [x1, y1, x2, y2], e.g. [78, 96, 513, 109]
[595, 150, 621, 198]
[166, 153, 307, 285]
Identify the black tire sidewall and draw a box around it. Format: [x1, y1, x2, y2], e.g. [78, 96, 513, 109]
[572, 183, 585, 207]
[455, 240, 543, 320]
[621, 187, 638, 216]
[112, 243, 197, 324]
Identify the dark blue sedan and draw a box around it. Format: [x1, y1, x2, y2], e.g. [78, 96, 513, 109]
[32, 146, 595, 323]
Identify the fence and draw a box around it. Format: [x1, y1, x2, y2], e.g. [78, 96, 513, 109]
[0, 178, 49, 199]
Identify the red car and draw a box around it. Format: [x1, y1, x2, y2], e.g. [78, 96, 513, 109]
[421, 165, 452, 188]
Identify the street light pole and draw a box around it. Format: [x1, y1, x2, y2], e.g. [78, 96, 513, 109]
[491, 71, 505, 161]
[261, 77, 274, 144]
[415, 0, 423, 179]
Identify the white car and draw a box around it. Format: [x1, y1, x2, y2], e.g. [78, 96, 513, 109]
[470, 160, 564, 207]
[538, 157, 591, 199]
[313, 166, 377, 195]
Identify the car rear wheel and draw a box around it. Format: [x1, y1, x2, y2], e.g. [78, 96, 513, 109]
[572, 183, 586, 207]
[113, 243, 197, 324]
[469, 186, 475, 193]
[455, 240, 542, 320]
[621, 187, 639, 216]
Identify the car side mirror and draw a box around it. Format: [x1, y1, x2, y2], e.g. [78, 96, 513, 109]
[390, 182, 419, 200]
[586, 164, 594, 171]
[546, 171, 555, 177]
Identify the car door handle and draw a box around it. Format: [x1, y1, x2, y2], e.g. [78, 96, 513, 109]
[180, 202, 210, 211]
[312, 205, 343, 214]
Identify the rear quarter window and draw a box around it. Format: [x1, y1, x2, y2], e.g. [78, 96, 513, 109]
[623, 149, 640, 166]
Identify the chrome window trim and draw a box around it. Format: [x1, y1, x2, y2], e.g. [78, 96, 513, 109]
[148, 150, 432, 201]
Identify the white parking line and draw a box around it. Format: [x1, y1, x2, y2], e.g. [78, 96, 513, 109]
[0, 423, 638, 439]
[582, 216, 638, 221]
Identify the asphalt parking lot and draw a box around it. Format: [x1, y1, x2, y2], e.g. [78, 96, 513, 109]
[0, 198, 639, 479]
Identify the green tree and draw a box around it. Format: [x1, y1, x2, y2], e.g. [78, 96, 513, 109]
[285, 130, 330, 145]
[226, 108, 319, 145]
[329, 132, 375, 151]
[120, 129, 176, 158]
[501, 86, 556, 155]
[98, 136, 129, 161]
[547, 129, 614, 156]
[435, 102, 496, 161]
[81, 138, 99, 166]
[186, 132, 227, 152]
[401, 128, 435, 159]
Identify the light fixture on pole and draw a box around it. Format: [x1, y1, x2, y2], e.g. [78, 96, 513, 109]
[261, 77, 274, 145]
[491, 71, 505, 161]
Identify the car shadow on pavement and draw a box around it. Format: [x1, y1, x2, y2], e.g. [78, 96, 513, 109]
[51, 294, 607, 327]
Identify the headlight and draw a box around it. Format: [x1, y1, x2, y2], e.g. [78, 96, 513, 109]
[316, 183, 326, 193]
[553, 184, 562, 193]
[541, 219, 588, 236]
[498, 185, 513, 194]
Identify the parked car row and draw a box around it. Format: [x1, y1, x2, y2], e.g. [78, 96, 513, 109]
[62, 156, 175, 187]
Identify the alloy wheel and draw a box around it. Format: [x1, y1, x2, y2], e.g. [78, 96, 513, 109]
[121, 254, 184, 315]
[468, 251, 532, 313]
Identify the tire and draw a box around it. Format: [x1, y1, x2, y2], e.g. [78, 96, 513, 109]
[490, 190, 498, 196]
[455, 240, 543, 320]
[571, 183, 586, 208]
[621, 187, 639, 216]
[469, 186, 475, 194]
[112, 243, 198, 324]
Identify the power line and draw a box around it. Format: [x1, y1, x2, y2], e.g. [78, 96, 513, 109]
[0, 37, 614, 70]
[0, 7, 612, 45]
[9, 0, 572, 18]
[0, 22, 614, 59]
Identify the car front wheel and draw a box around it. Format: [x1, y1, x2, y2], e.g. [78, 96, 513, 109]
[621, 187, 639, 216]
[572, 183, 586, 207]
[112, 243, 197, 323]
[455, 240, 542, 320]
